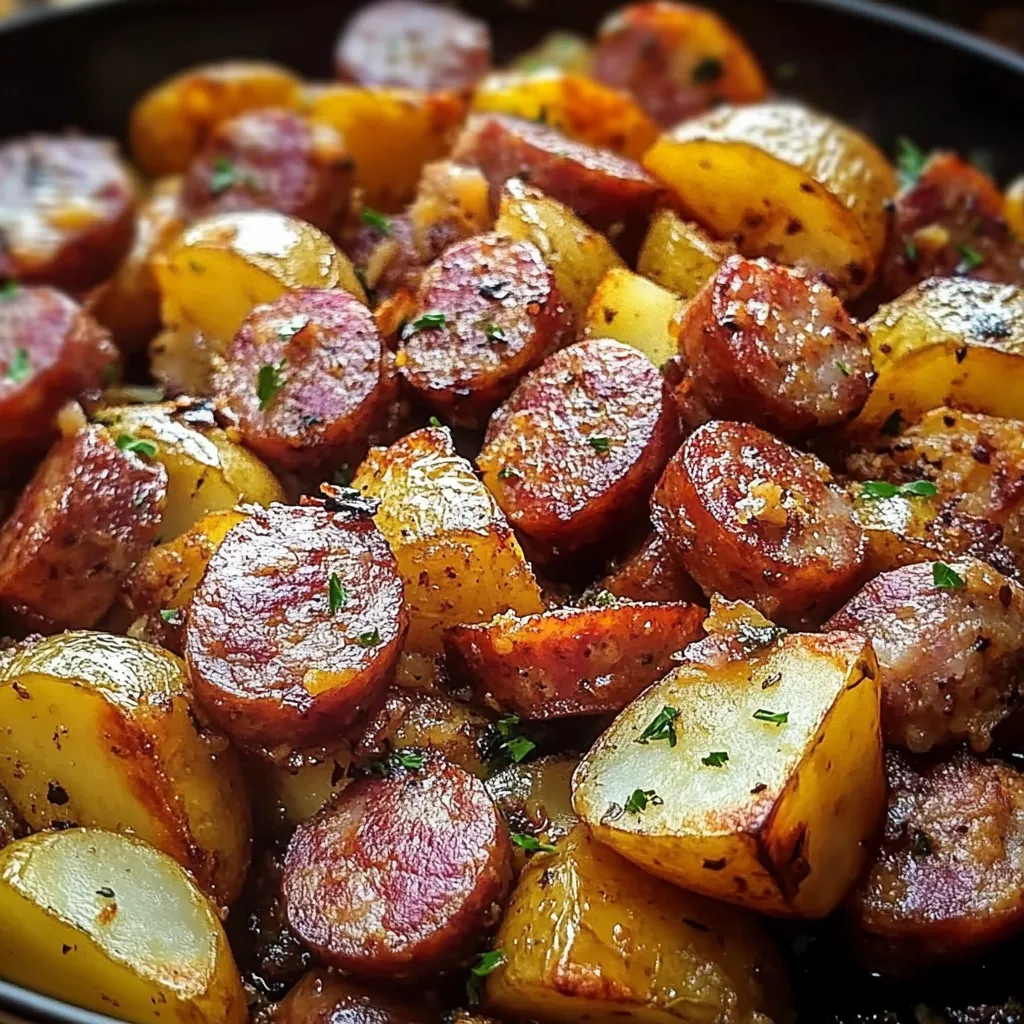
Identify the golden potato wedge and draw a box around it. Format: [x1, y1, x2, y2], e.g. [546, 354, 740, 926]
[148, 324, 218, 397]
[154, 210, 365, 350]
[514, 32, 593, 75]
[573, 627, 884, 918]
[0, 828, 246, 1024]
[306, 86, 466, 211]
[352, 426, 544, 654]
[855, 277, 1024, 427]
[582, 267, 684, 368]
[0, 785, 24, 851]
[408, 160, 493, 263]
[94, 402, 285, 543]
[637, 208, 734, 300]
[494, 177, 625, 318]
[471, 70, 658, 160]
[130, 60, 302, 176]
[0, 633, 251, 905]
[484, 824, 792, 1024]
[643, 102, 896, 297]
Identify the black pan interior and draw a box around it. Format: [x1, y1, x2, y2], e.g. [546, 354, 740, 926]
[0, 0, 1023, 1021]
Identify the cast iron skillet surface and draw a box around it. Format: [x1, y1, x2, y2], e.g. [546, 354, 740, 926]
[0, 1, 1023, 1022]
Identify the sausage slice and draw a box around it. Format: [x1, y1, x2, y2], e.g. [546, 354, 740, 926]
[598, 532, 705, 605]
[651, 420, 867, 626]
[282, 753, 512, 976]
[185, 502, 407, 750]
[399, 233, 573, 428]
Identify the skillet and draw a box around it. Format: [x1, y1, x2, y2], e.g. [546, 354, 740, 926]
[0, 0, 1023, 1021]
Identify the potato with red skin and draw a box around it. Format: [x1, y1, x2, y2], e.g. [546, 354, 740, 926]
[184, 502, 407, 750]
[478, 338, 680, 561]
[847, 749, 1024, 971]
[0, 136, 136, 291]
[825, 558, 1024, 753]
[282, 752, 513, 977]
[275, 968, 435, 1024]
[444, 601, 705, 719]
[651, 420, 868, 626]
[598, 532, 705, 604]
[0, 425, 166, 635]
[670, 255, 873, 438]
[334, 0, 491, 91]
[0, 286, 118, 481]
[452, 114, 660, 236]
[592, 2, 768, 128]
[214, 289, 389, 473]
[399, 234, 574, 428]
[179, 110, 353, 234]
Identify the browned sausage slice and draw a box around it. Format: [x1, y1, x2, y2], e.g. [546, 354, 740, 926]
[214, 289, 389, 473]
[444, 601, 705, 718]
[282, 753, 512, 976]
[598, 532, 705, 605]
[670, 255, 872, 438]
[0, 136, 136, 290]
[478, 338, 680, 561]
[179, 111, 353, 234]
[452, 114, 660, 235]
[0, 285, 118, 481]
[184, 502, 407, 750]
[399, 233, 573, 428]
[334, 0, 491, 91]
[651, 420, 867, 626]
[847, 749, 1024, 971]
[275, 968, 435, 1024]
[825, 558, 1024, 753]
[0, 425, 167, 634]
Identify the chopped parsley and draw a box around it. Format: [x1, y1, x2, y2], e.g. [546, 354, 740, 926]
[467, 950, 506, 1005]
[752, 709, 789, 726]
[360, 207, 393, 234]
[115, 435, 157, 459]
[497, 465, 521, 480]
[394, 751, 425, 770]
[402, 312, 447, 338]
[860, 479, 938, 500]
[278, 315, 310, 342]
[256, 360, 287, 411]
[328, 573, 348, 615]
[5, 348, 31, 383]
[636, 705, 679, 747]
[511, 832, 557, 853]
[701, 751, 729, 768]
[484, 322, 507, 343]
[880, 409, 903, 437]
[428, 415, 443, 427]
[587, 436, 612, 454]
[911, 829, 933, 858]
[624, 788, 662, 814]
[159, 608, 184, 626]
[956, 244, 985, 273]
[691, 56, 724, 84]
[932, 561, 965, 590]
[896, 137, 928, 190]
[209, 156, 244, 196]
[0, 281, 19, 301]
[904, 238, 919, 265]
[834, 360, 850, 378]
[357, 628, 381, 648]
[495, 714, 536, 764]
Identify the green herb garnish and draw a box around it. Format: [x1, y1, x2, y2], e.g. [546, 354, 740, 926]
[115, 435, 157, 459]
[956, 244, 985, 273]
[860, 479, 938, 500]
[159, 608, 184, 626]
[484, 322, 507, 343]
[834, 360, 850, 377]
[511, 832, 557, 853]
[932, 561, 965, 589]
[467, 949, 506, 1005]
[256, 360, 287, 411]
[752, 709, 789, 726]
[328, 573, 348, 614]
[701, 751, 729, 768]
[402, 312, 447, 339]
[360, 207, 393, 234]
[5, 348, 31, 383]
[896, 137, 927, 189]
[624, 788, 662, 814]
[636, 705, 679, 747]
[278, 315, 310, 341]
[497, 465, 521, 480]
[588, 436, 612, 454]
[357, 628, 381, 648]
[210, 156, 242, 195]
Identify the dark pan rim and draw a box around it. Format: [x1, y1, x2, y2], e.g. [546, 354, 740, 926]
[0, 0, 1023, 1021]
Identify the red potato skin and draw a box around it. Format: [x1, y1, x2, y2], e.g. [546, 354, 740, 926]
[0, 426, 167, 634]
[444, 601, 706, 718]
[670, 256, 873, 438]
[214, 289, 390, 473]
[283, 753, 513, 977]
[184, 503, 408, 751]
[478, 338, 680, 561]
[452, 114, 661, 236]
[179, 110, 353, 234]
[399, 233, 574, 428]
[0, 136, 136, 291]
[825, 558, 1024, 754]
[334, 0, 492, 91]
[651, 420, 868, 627]
[847, 749, 1024, 972]
[0, 286, 118, 482]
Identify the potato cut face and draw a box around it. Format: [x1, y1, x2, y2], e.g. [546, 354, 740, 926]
[484, 825, 792, 1024]
[0, 829, 245, 1024]
[353, 426, 544, 654]
[573, 629, 883, 917]
[582, 267, 683, 369]
[637, 209, 732, 300]
[855, 277, 1024, 427]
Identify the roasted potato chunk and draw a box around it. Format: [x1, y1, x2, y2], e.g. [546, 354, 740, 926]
[0, 828, 246, 1023]
[637, 208, 734, 300]
[0, 784, 25, 851]
[643, 102, 896, 297]
[573, 625, 884, 917]
[408, 160, 494, 264]
[353, 426, 544, 655]
[484, 824, 792, 1024]
[0, 633, 251, 905]
[148, 324, 218, 398]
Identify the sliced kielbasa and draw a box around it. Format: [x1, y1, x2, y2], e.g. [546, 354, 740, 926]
[184, 502, 407, 750]
[0, 425, 167, 634]
[282, 753, 512, 976]
[598, 531, 706, 605]
[334, 0, 492, 91]
[399, 233, 573, 428]
[275, 968, 434, 1024]
[847, 749, 1024, 971]
[825, 558, 1024, 753]
[670, 255, 873, 438]
[214, 289, 389, 473]
[452, 113, 660, 236]
[0, 136, 136, 290]
[179, 110, 353, 234]
[0, 285, 118, 481]
[651, 420, 867, 626]
[478, 338, 680, 562]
